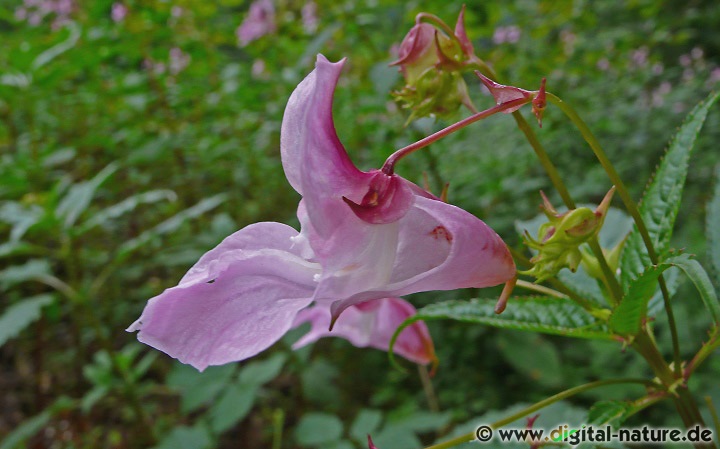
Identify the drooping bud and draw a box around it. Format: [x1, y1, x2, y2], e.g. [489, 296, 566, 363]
[521, 187, 615, 282]
[476, 73, 546, 124]
[391, 9, 478, 121]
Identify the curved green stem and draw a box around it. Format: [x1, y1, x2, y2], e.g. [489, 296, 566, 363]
[546, 92, 681, 375]
[423, 378, 656, 449]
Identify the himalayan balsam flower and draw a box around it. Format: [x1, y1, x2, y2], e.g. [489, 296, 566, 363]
[128, 55, 515, 371]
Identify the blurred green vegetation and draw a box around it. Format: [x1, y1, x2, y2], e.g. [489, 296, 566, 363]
[1, 0, 719, 448]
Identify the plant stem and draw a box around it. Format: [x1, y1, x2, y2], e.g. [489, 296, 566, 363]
[423, 378, 655, 449]
[383, 98, 531, 174]
[632, 330, 709, 447]
[546, 92, 681, 375]
[418, 364, 440, 413]
[516, 280, 568, 298]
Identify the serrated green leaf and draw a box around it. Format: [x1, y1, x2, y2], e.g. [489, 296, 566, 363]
[671, 256, 720, 324]
[708, 164, 720, 287]
[56, 162, 119, 229]
[620, 91, 720, 288]
[587, 400, 631, 428]
[611, 254, 720, 335]
[398, 297, 611, 340]
[0, 294, 55, 346]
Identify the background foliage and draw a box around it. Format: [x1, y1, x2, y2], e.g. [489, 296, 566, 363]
[1, 0, 719, 448]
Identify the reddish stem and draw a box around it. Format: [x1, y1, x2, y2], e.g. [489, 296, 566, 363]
[382, 97, 531, 175]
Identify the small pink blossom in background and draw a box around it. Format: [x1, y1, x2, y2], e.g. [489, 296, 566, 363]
[15, 0, 75, 28]
[709, 68, 720, 84]
[492, 25, 521, 44]
[652, 62, 664, 76]
[143, 58, 166, 76]
[651, 81, 672, 108]
[171, 6, 183, 18]
[251, 59, 267, 78]
[302, 1, 319, 34]
[169, 47, 190, 75]
[237, 0, 276, 47]
[679, 54, 692, 67]
[596, 58, 610, 71]
[111, 3, 127, 22]
[691, 47, 704, 60]
[560, 29, 576, 55]
[630, 46, 648, 67]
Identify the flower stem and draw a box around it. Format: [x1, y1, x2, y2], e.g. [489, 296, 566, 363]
[516, 279, 568, 298]
[416, 13, 457, 42]
[546, 92, 681, 375]
[422, 378, 656, 449]
[382, 98, 530, 175]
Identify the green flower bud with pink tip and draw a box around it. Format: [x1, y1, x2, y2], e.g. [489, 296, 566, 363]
[521, 187, 615, 282]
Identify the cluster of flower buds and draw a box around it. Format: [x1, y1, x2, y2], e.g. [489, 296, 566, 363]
[391, 7, 548, 127]
[391, 7, 478, 121]
[522, 188, 615, 282]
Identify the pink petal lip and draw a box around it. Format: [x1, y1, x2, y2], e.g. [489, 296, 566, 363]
[292, 297, 436, 365]
[127, 222, 320, 371]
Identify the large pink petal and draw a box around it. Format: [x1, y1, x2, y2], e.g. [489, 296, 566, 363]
[128, 223, 320, 371]
[292, 298, 436, 365]
[280, 55, 370, 238]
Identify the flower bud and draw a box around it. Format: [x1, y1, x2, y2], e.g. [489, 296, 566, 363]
[521, 188, 615, 282]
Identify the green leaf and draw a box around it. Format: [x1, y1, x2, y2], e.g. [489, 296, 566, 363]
[77, 189, 177, 234]
[207, 383, 257, 434]
[587, 400, 632, 428]
[0, 260, 52, 290]
[238, 353, 286, 387]
[295, 413, 344, 446]
[0, 295, 54, 347]
[166, 363, 236, 413]
[671, 256, 720, 324]
[55, 162, 119, 229]
[152, 425, 212, 449]
[620, 91, 720, 288]
[118, 194, 226, 257]
[350, 409, 383, 443]
[708, 164, 720, 287]
[31, 22, 81, 70]
[611, 254, 720, 335]
[396, 297, 611, 341]
[498, 332, 564, 388]
[0, 397, 73, 449]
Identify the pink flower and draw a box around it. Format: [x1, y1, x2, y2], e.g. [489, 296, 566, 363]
[111, 3, 127, 22]
[236, 0, 276, 47]
[128, 55, 515, 371]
